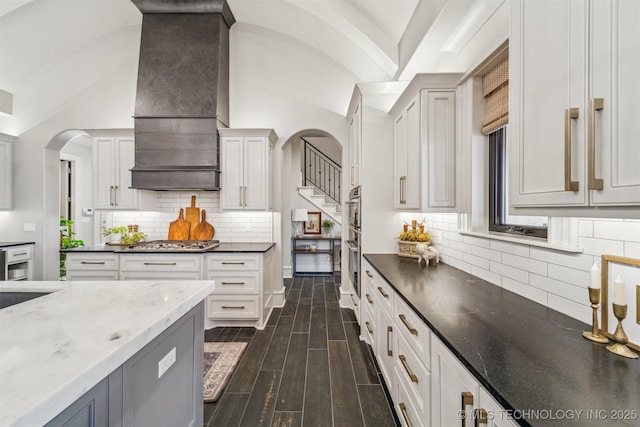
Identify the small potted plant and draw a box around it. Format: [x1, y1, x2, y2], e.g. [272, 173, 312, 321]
[102, 226, 128, 244]
[321, 219, 335, 237]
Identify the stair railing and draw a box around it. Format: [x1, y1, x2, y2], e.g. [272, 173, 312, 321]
[302, 137, 341, 204]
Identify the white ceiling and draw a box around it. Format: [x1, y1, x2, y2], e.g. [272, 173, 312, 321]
[0, 0, 505, 133]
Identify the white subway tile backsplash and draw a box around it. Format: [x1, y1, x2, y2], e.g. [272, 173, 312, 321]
[547, 294, 591, 325]
[490, 261, 529, 284]
[470, 265, 501, 286]
[545, 264, 589, 289]
[593, 220, 640, 242]
[462, 252, 491, 270]
[578, 219, 593, 238]
[489, 240, 530, 257]
[502, 277, 547, 306]
[578, 236, 624, 257]
[470, 245, 502, 262]
[625, 242, 640, 259]
[502, 253, 547, 275]
[529, 247, 593, 271]
[530, 274, 585, 305]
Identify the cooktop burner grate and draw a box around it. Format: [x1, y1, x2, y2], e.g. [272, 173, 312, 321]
[131, 240, 221, 251]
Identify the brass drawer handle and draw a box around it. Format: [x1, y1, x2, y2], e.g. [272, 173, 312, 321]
[398, 355, 418, 383]
[366, 294, 373, 304]
[377, 286, 389, 299]
[365, 321, 373, 335]
[399, 402, 412, 427]
[387, 326, 393, 356]
[588, 98, 604, 190]
[564, 107, 579, 192]
[221, 281, 246, 285]
[474, 408, 488, 426]
[80, 261, 106, 265]
[221, 305, 245, 309]
[461, 391, 474, 427]
[399, 314, 418, 336]
[221, 261, 246, 265]
[366, 270, 373, 278]
[12, 251, 28, 256]
[143, 262, 177, 266]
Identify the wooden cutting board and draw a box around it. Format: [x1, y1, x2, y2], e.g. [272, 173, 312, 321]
[193, 210, 215, 240]
[185, 195, 200, 239]
[168, 208, 190, 240]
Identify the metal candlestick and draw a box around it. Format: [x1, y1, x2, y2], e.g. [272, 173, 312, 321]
[606, 303, 638, 359]
[582, 287, 609, 344]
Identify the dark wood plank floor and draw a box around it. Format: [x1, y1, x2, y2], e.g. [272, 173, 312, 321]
[203, 275, 399, 427]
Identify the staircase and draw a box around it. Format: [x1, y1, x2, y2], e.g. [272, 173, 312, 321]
[297, 186, 342, 225]
[299, 138, 342, 225]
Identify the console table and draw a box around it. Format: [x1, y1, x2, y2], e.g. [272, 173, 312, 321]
[291, 236, 340, 276]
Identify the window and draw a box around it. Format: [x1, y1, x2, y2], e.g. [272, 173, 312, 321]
[489, 127, 548, 238]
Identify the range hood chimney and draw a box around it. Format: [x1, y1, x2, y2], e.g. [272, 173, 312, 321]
[130, 0, 235, 190]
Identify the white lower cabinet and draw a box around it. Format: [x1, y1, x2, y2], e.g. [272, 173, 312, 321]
[65, 253, 119, 281]
[119, 254, 202, 280]
[204, 253, 272, 330]
[362, 258, 516, 427]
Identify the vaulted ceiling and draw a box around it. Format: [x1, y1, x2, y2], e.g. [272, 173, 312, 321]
[0, 0, 505, 134]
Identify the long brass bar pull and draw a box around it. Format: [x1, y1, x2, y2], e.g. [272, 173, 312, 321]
[80, 261, 105, 265]
[588, 98, 604, 190]
[474, 408, 488, 427]
[143, 262, 177, 266]
[398, 355, 418, 383]
[222, 262, 245, 265]
[387, 326, 393, 356]
[399, 403, 412, 427]
[461, 391, 474, 427]
[564, 107, 579, 192]
[221, 282, 245, 285]
[221, 305, 245, 309]
[366, 294, 373, 304]
[239, 186, 243, 207]
[398, 314, 418, 336]
[377, 286, 389, 299]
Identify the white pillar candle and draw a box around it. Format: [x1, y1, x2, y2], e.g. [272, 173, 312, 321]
[590, 262, 600, 289]
[613, 276, 625, 305]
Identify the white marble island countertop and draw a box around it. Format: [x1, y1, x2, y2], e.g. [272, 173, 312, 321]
[0, 279, 215, 427]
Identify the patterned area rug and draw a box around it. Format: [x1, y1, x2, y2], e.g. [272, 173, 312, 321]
[203, 342, 247, 402]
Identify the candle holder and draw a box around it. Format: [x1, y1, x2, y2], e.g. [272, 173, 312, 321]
[582, 287, 609, 344]
[605, 303, 638, 359]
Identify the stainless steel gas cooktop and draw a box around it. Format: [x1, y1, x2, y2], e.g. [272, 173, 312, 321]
[131, 240, 220, 251]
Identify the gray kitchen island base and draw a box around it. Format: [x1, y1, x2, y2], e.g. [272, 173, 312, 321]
[46, 303, 204, 427]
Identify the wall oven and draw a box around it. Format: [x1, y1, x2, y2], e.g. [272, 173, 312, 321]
[346, 186, 361, 297]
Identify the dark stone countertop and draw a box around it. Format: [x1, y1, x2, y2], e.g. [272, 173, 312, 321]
[61, 242, 275, 254]
[364, 254, 640, 427]
[0, 242, 35, 248]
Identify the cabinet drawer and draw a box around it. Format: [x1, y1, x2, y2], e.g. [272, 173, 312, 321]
[66, 253, 119, 271]
[207, 272, 259, 294]
[395, 372, 422, 427]
[206, 295, 259, 319]
[206, 254, 260, 271]
[371, 272, 394, 314]
[120, 255, 202, 272]
[66, 271, 119, 281]
[119, 271, 202, 280]
[6, 245, 33, 263]
[396, 333, 430, 425]
[395, 295, 431, 370]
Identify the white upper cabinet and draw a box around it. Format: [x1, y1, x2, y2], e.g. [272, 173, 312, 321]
[510, 0, 640, 209]
[0, 136, 14, 210]
[94, 137, 140, 210]
[219, 129, 277, 211]
[390, 74, 461, 212]
[349, 99, 362, 189]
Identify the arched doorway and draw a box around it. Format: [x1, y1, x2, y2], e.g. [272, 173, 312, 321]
[279, 129, 344, 281]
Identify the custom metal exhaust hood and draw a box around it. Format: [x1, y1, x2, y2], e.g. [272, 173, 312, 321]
[130, 0, 235, 190]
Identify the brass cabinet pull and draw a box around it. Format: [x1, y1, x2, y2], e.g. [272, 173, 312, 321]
[114, 185, 119, 206]
[377, 286, 389, 299]
[399, 176, 407, 204]
[80, 261, 106, 265]
[366, 270, 373, 278]
[588, 98, 604, 190]
[399, 402, 412, 427]
[109, 185, 115, 206]
[387, 326, 393, 356]
[221, 305, 245, 309]
[398, 314, 418, 336]
[243, 186, 247, 206]
[398, 355, 418, 383]
[564, 107, 579, 192]
[221, 261, 245, 265]
[366, 294, 373, 304]
[143, 262, 177, 266]
[461, 391, 474, 427]
[239, 186, 243, 207]
[12, 252, 28, 256]
[365, 321, 373, 335]
[474, 408, 488, 427]
[221, 281, 245, 285]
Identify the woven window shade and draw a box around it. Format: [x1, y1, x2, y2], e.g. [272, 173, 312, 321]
[481, 57, 508, 135]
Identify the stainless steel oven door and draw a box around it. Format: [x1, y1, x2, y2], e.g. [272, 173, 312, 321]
[346, 241, 359, 297]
